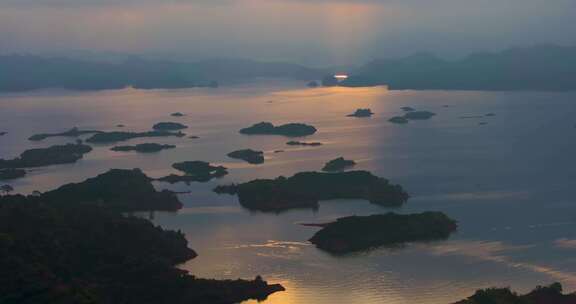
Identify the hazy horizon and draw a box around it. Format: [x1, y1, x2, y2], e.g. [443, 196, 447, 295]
[1, 0, 575, 65]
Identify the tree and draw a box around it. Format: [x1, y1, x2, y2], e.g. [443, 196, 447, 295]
[1, 184, 14, 195]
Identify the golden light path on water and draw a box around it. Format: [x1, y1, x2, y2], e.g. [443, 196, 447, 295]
[2, 82, 576, 303]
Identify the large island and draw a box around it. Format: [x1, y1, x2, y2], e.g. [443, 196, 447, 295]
[214, 170, 409, 212]
[0, 192, 284, 304]
[308, 212, 457, 254]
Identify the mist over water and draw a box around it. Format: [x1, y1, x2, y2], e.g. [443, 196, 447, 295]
[2, 0, 576, 64]
[2, 82, 576, 303]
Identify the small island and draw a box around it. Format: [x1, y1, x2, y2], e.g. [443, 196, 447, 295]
[401, 107, 416, 112]
[286, 141, 323, 146]
[171, 112, 186, 117]
[214, 170, 409, 212]
[227, 149, 265, 164]
[153, 122, 188, 131]
[0, 168, 26, 180]
[0, 143, 92, 169]
[455, 283, 575, 304]
[157, 161, 229, 183]
[388, 116, 409, 124]
[28, 127, 102, 141]
[0, 132, 7, 136]
[86, 130, 185, 143]
[308, 212, 457, 254]
[307, 81, 319, 88]
[404, 111, 436, 120]
[40, 168, 183, 211]
[347, 108, 374, 117]
[322, 157, 356, 172]
[111, 143, 176, 153]
[240, 122, 317, 137]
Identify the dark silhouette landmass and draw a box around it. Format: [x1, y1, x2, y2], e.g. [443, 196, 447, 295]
[322, 157, 356, 172]
[171, 112, 186, 117]
[307, 81, 319, 88]
[454, 283, 576, 304]
[240, 122, 317, 137]
[0, 132, 7, 136]
[401, 107, 416, 112]
[286, 141, 323, 146]
[309, 212, 457, 254]
[227, 149, 265, 164]
[322, 75, 339, 87]
[86, 130, 185, 144]
[0, 54, 325, 92]
[404, 111, 436, 120]
[28, 127, 102, 141]
[0, 143, 92, 169]
[347, 108, 374, 117]
[0, 194, 284, 304]
[0, 168, 26, 180]
[214, 171, 409, 212]
[340, 45, 576, 91]
[157, 161, 228, 184]
[111, 143, 176, 153]
[388, 116, 409, 124]
[153, 122, 188, 131]
[40, 168, 182, 212]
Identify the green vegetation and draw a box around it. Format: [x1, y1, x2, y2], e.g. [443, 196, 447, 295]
[111, 143, 176, 153]
[86, 130, 185, 144]
[0, 168, 26, 180]
[286, 141, 322, 146]
[322, 157, 356, 172]
[309, 212, 457, 254]
[0, 143, 92, 169]
[240, 122, 317, 137]
[157, 161, 228, 184]
[455, 283, 576, 304]
[227, 149, 264, 164]
[347, 108, 374, 117]
[41, 169, 182, 212]
[0, 194, 284, 304]
[152, 122, 188, 131]
[214, 170, 409, 212]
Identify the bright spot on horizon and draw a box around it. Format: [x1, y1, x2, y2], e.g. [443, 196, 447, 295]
[334, 74, 349, 80]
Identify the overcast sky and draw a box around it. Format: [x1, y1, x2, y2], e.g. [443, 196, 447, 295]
[0, 0, 575, 65]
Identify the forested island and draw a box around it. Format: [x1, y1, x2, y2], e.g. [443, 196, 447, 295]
[157, 161, 229, 184]
[214, 171, 409, 212]
[227, 149, 265, 164]
[308, 212, 457, 254]
[240, 122, 317, 137]
[40, 168, 182, 212]
[0, 143, 92, 169]
[322, 157, 356, 172]
[111, 143, 176, 153]
[454, 283, 576, 304]
[0, 193, 284, 304]
[86, 130, 185, 144]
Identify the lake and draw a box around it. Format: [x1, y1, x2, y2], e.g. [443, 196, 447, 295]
[2, 80, 576, 303]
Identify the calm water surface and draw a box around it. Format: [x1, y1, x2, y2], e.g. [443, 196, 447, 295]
[2, 81, 576, 303]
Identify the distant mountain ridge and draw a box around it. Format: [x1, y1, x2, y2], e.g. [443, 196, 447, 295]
[341, 45, 576, 91]
[0, 55, 327, 92]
